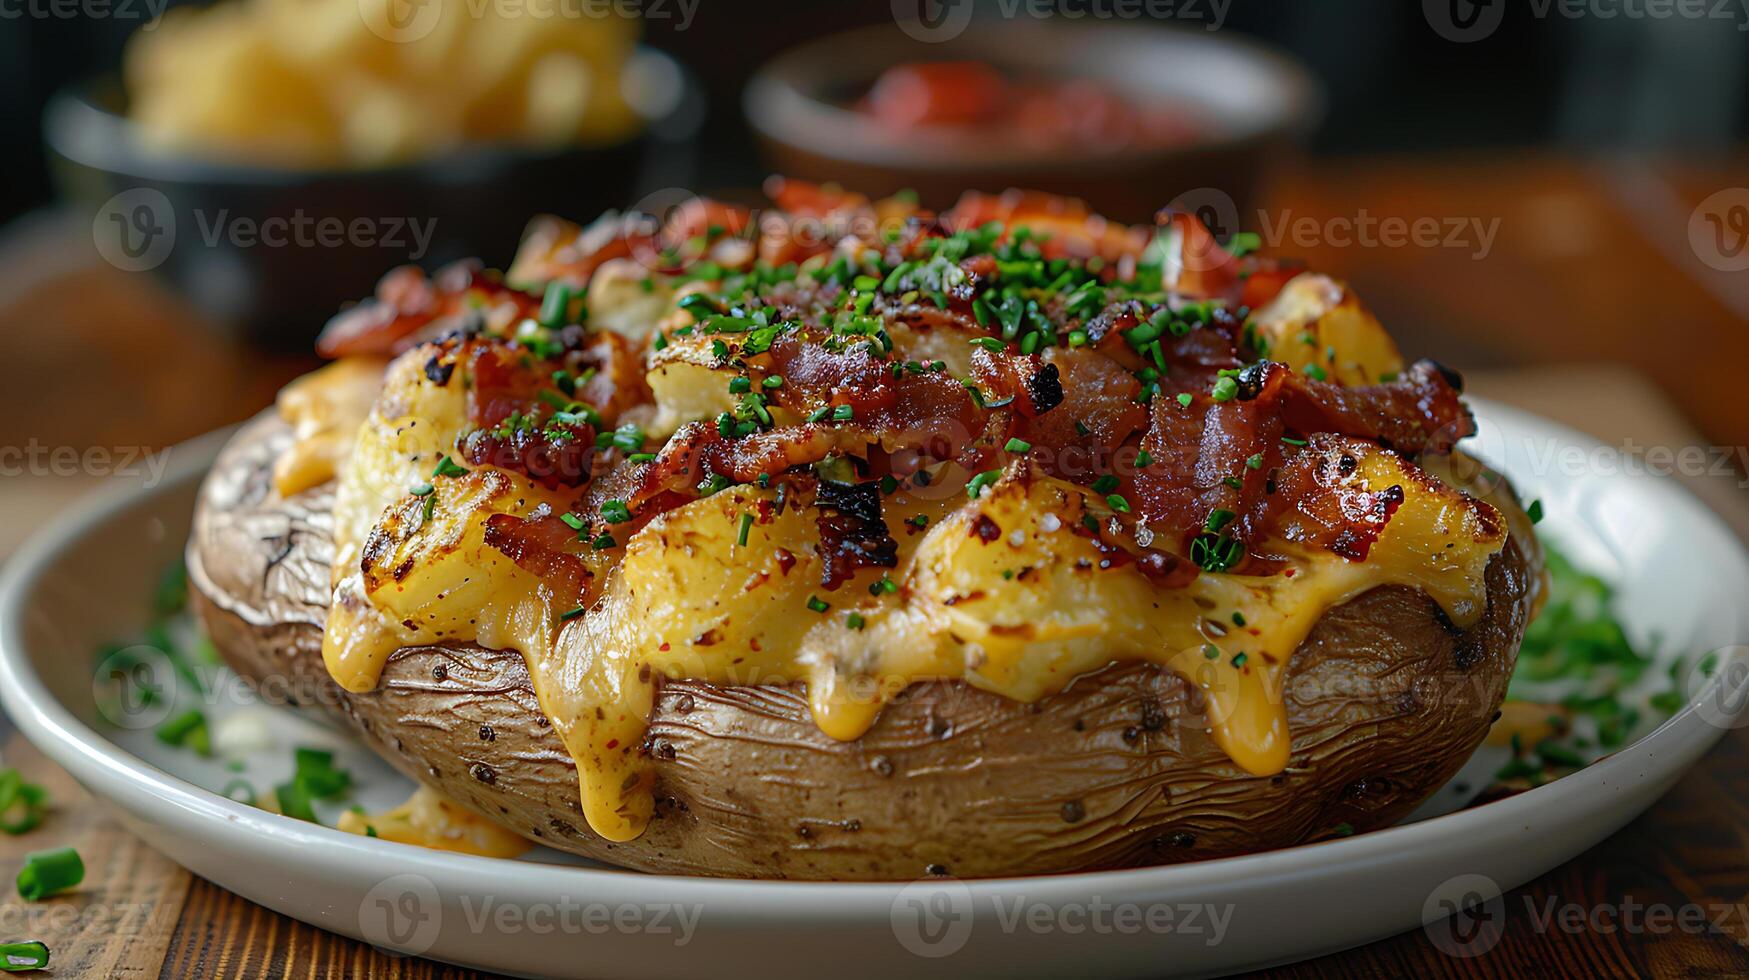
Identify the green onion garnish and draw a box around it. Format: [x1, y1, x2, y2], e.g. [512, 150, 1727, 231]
[0, 941, 49, 972]
[806, 596, 831, 614]
[538, 282, 571, 328]
[601, 500, 633, 524]
[431, 455, 468, 479]
[16, 847, 82, 901]
[737, 512, 754, 546]
[1004, 438, 1032, 453]
[0, 770, 47, 836]
[155, 709, 211, 757]
[966, 469, 1003, 499]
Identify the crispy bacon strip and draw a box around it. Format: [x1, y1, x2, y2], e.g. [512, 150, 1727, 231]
[1244, 436, 1406, 562]
[814, 479, 899, 590]
[482, 512, 594, 604]
[317, 261, 537, 358]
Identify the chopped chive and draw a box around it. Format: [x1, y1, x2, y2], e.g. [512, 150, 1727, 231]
[967, 469, 1003, 499]
[762, 375, 785, 389]
[832, 405, 854, 421]
[1211, 377, 1239, 402]
[806, 595, 831, 614]
[1232, 611, 1247, 626]
[409, 483, 434, 497]
[1176, 393, 1193, 408]
[1092, 475, 1119, 494]
[1105, 494, 1131, 514]
[846, 612, 866, 630]
[737, 512, 754, 546]
[1205, 509, 1236, 533]
[156, 709, 211, 757]
[293, 747, 351, 799]
[628, 452, 657, 463]
[1135, 450, 1153, 466]
[0, 940, 49, 971]
[1202, 644, 1220, 660]
[1303, 363, 1329, 382]
[16, 847, 83, 901]
[1281, 436, 1309, 447]
[560, 605, 586, 622]
[1231, 652, 1249, 668]
[806, 406, 831, 423]
[430, 455, 468, 479]
[538, 281, 571, 327]
[592, 533, 617, 550]
[601, 500, 633, 524]
[1527, 499, 1544, 524]
[0, 770, 48, 835]
[1004, 437, 1032, 453]
[1245, 453, 1264, 470]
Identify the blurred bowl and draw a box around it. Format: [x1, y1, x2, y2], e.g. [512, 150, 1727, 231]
[46, 47, 703, 350]
[745, 20, 1320, 225]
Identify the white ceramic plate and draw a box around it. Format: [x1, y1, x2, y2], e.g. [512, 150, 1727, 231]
[3, 401, 1747, 979]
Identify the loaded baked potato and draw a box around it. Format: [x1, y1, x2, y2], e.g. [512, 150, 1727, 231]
[189, 180, 1541, 880]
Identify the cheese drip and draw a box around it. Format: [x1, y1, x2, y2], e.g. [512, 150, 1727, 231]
[302, 343, 1508, 844]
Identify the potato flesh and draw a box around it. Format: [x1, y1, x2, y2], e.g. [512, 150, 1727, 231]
[1249, 273, 1405, 385]
[313, 270, 1508, 843]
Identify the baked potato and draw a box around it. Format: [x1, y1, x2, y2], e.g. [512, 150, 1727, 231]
[189, 182, 1541, 880]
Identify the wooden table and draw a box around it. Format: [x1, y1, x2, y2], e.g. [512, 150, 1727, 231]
[1, 155, 1747, 978]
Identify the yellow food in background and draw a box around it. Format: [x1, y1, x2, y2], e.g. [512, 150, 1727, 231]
[124, 0, 642, 168]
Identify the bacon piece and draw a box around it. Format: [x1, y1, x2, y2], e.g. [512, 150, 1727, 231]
[813, 479, 899, 590]
[458, 423, 597, 490]
[943, 189, 1150, 262]
[1155, 208, 1242, 302]
[317, 261, 537, 358]
[483, 513, 593, 604]
[1244, 436, 1407, 562]
[1131, 359, 1470, 551]
[1279, 360, 1474, 455]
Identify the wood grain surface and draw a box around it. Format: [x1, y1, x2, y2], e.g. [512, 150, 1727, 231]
[0, 155, 1746, 978]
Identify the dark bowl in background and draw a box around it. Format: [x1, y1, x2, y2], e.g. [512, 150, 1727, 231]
[46, 47, 703, 351]
[744, 21, 1321, 226]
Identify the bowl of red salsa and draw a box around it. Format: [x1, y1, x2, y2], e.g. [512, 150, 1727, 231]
[745, 20, 1320, 225]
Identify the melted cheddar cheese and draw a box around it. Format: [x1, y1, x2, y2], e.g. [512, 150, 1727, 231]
[339, 786, 531, 857]
[293, 268, 1515, 844]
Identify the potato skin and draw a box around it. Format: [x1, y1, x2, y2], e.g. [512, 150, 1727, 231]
[190, 411, 1537, 880]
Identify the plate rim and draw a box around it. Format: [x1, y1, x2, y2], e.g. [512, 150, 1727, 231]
[2, 398, 1746, 910]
